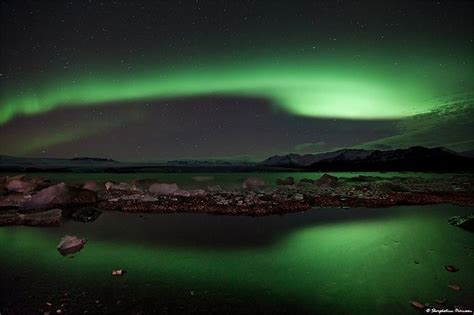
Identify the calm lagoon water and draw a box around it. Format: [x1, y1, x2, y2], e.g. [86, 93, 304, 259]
[1, 205, 473, 314]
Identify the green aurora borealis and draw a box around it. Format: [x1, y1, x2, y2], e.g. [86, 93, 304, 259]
[1, 0, 473, 158]
[1, 50, 473, 124]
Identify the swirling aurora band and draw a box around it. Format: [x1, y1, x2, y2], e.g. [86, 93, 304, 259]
[0, 55, 471, 124]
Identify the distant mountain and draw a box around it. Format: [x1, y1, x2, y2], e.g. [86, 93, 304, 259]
[0, 155, 260, 173]
[165, 160, 238, 166]
[0, 155, 120, 172]
[261, 146, 473, 171]
[460, 150, 474, 158]
[1, 146, 472, 173]
[262, 149, 376, 168]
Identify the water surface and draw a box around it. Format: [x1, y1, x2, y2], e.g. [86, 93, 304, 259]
[1, 205, 473, 314]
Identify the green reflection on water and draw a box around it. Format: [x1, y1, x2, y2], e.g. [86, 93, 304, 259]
[1, 206, 473, 314]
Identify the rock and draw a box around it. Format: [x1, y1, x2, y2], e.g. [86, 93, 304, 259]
[448, 214, 474, 232]
[299, 178, 314, 184]
[105, 181, 115, 190]
[192, 176, 214, 182]
[445, 265, 459, 272]
[82, 181, 100, 192]
[149, 183, 179, 195]
[112, 269, 126, 276]
[448, 284, 461, 291]
[57, 235, 86, 256]
[173, 189, 191, 197]
[276, 176, 295, 185]
[294, 193, 304, 201]
[314, 174, 339, 187]
[214, 195, 229, 205]
[189, 189, 206, 196]
[29, 177, 48, 185]
[409, 300, 425, 309]
[242, 177, 265, 189]
[7, 174, 26, 181]
[105, 182, 135, 191]
[6, 178, 39, 193]
[0, 208, 62, 226]
[23, 183, 96, 210]
[71, 207, 101, 222]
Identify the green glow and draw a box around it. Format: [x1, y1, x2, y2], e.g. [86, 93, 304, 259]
[0, 51, 472, 123]
[1, 206, 473, 313]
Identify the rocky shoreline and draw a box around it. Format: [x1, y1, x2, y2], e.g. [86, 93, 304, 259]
[1, 173, 474, 226]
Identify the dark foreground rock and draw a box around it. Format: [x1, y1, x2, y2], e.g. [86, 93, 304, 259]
[276, 176, 295, 185]
[96, 174, 474, 216]
[82, 180, 101, 192]
[242, 177, 265, 189]
[1, 174, 474, 222]
[314, 174, 339, 187]
[23, 183, 97, 210]
[57, 235, 87, 256]
[1, 174, 48, 193]
[149, 183, 179, 195]
[448, 214, 474, 232]
[97, 190, 474, 216]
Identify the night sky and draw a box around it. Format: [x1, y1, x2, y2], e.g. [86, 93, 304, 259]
[0, 0, 473, 160]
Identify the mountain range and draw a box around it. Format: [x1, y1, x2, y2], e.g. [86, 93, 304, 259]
[0, 146, 472, 172]
[261, 146, 473, 171]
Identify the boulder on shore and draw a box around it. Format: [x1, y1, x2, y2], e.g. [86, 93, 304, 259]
[189, 189, 206, 196]
[2, 175, 47, 194]
[105, 181, 137, 191]
[82, 180, 100, 192]
[242, 177, 265, 189]
[314, 174, 339, 188]
[6, 179, 39, 193]
[173, 189, 191, 197]
[276, 177, 295, 186]
[149, 183, 179, 195]
[22, 183, 97, 210]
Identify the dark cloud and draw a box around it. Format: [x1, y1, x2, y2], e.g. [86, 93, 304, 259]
[293, 142, 336, 154]
[358, 95, 474, 152]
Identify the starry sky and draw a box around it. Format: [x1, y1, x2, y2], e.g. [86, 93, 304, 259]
[0, 0, 473, 160]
